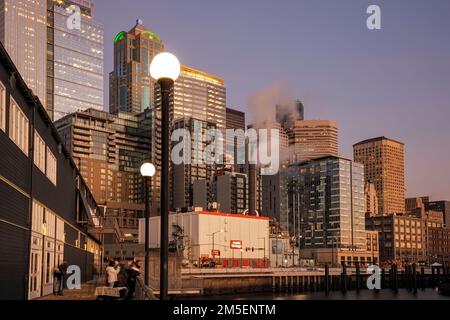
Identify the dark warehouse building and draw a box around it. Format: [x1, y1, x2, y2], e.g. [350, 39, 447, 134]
[0, 43, 102, 300]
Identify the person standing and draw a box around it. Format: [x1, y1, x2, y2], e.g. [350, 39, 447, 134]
[116, 260, 129, 287]
[105, 260, 120, 288]
[126, 260, 141, 300]
[53, 261, 68, 296]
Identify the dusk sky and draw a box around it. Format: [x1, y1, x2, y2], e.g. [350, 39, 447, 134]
[95, 0, 450, 200]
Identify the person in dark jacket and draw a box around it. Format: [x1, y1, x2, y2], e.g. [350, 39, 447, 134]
[126, 260, 141, 300]
[53, 261, 68, 296]
[116, 260, 129, 287]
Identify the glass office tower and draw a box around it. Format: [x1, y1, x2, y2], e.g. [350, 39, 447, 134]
[288, 156, 366, 251]
[48, 0, 104, 120]
[0, 0, 104, 120]
[0, 0, 48, 107]
[172, 66, 226, 131]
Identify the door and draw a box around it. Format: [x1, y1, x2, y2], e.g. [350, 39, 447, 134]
[42, 239, 55, 296]
[28, 249, 42, 299]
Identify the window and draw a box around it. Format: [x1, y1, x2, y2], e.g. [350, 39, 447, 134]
[34, 131, 46, 173]
[0, 82, 5, 131]
[46, 147, 57, 185]
[9, 97, 29, 155]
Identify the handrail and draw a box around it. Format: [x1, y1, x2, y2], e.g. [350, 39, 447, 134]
[135, 276, 158, 300]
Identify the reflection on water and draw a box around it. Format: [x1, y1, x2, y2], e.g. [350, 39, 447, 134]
[192, 289, 450, 300]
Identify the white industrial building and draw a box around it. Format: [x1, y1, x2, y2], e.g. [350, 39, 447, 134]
[139, 211, 270, 268]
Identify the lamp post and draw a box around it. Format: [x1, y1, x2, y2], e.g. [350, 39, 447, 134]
[209, 230, 224, 264]
[140, 162, 156, 286]
[276, 234, 282, 268]
[330, 238, 334, 267]
[150, 52, 180, 300]
[298, 235, 303, 266]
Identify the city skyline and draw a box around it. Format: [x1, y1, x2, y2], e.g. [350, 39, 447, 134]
[95, 0, 450, 200]
[0, 0, 449, 302]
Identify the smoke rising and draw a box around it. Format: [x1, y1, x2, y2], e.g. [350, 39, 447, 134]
[246, 82, 302, 164]
[247, 82, 300, 130]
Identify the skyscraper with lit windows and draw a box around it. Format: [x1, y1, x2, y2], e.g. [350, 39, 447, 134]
[109, 19, 164, 115]
[47, 0, 104, 120]
[0, 0, 104, 120]
[354, 136, 405, 215]
[170, 65, 226, 131]
[0, 0, 48, 107]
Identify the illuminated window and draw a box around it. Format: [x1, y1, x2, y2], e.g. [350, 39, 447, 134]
[34, 131, 46, 173]
[0, 82, 5, 131]
[46, 147, 57, 186]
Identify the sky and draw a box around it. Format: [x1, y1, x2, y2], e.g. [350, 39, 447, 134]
[94, 0, 450, 200]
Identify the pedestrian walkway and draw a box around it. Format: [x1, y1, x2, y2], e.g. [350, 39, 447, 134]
[38, 276, 103, 300]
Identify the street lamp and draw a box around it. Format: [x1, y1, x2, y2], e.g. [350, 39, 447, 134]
[140, 162, 156, 286]
[209, 229, 224, 264]
[150, 52, 180, 301]
[297, 235, 303, 266]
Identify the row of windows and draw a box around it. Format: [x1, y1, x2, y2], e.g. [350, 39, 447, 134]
[9, 97, 29, 155]
[0, 82, 57, 185]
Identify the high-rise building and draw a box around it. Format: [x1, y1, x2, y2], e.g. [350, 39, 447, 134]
[109, 20, 164, 114]
[288, 156, 377, 266]
[225, 107, 245, 170]
[213, 171, 248, 214]
[406, 196, 430, 213]
[365, 183, 379, 216]
[47, 0, 104, 120]
[289, 120, 338, 163]
[428, 227, 450, 265]
[425, 201, 450, 227]
[55, 108, 158, 247]
[172, 117, 217, 212]
[354, 137, 405, 215]
[276, 100, 304, 129]
[261, 120, 337, 226]
[0, 0, 104, 121]
[226, 107, 245, 131]
[193, 171, 249, 214]
[170, 65, 226, 131]
[154, 66, 226, 212]
[366, 213, 444, 264]
[0, 0, 47, 106]
[262, 162, 289, 226]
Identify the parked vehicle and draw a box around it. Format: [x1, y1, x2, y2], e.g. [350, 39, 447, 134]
[193, 258, 216, 268]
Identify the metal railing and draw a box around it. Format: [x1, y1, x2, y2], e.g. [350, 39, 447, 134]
[135, 276, 158, 300]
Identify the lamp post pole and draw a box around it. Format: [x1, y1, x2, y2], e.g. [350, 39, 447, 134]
[263, 238, 266, 267]
[140, 162, 155, 288]
[144, 176, 150, 286]
[210, 230, 224, 265]
[212, 233, 215, 262]
[150, 52, 180, 301]
[159, 77, 172, 301]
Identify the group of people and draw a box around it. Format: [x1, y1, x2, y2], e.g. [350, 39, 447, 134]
[105, 259, 141, 300]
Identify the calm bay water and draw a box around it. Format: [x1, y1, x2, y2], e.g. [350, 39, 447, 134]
[189, 289, 450, 300]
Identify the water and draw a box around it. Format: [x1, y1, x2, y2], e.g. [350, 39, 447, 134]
[188, 289, 450, 300]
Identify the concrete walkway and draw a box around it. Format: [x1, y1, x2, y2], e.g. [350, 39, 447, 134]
[38, 276, 103, 300]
